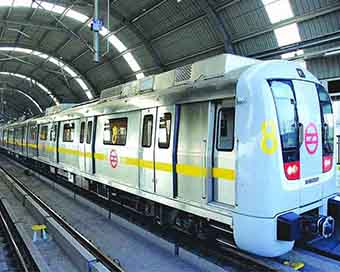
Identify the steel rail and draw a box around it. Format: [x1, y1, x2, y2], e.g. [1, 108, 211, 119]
[1, 154, 281, 272]
[0, 200, 33, 272]
[0, 165, 124, 272]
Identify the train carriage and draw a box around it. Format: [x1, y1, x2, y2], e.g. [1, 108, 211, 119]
[0, 54, 339, 257]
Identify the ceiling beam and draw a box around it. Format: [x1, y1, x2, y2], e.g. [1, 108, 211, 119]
[108, 5, 163, 71]
[0, 19, 69, 33]
[0, 84, 43, 113]
[232, 4, 340, 44]
[197, 0, 234, 54]
[76, 0, 240, 78]
[249, 30, 340, 59]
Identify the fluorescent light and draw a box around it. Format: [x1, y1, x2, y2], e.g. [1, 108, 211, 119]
[48, 56, 63, 66]
[14, 0, 32, 7]
[123, 53, 141, 72]
[274, 23, 301, 47]
[0, 0, 13, 7]
[12, 73, 27, 79]
[75, 78, 88, 90]
[99, 27, 110, 37]
[36, 82, 52, 95]
[16, 89, 43, 113]
[262, 0, 294, 24]
[107, 34, 127, 52]
[31, 51, 49, 59]
[0, 47, 15, 51]
[0, 72, 59, 105]
[85, 90, 94, 100]
[0, 1, 145, 86]
[0, 46, 94, 100]
[136, 72, 145, 80]
[324, 49, 340, 57]
[65, 9, 89, 23]
[13, 48, 33, 54]
[63, 65, 78, 78]
[32, 1, 65, 14]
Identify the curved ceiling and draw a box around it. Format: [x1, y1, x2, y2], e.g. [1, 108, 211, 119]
[0, 0, 338, 121]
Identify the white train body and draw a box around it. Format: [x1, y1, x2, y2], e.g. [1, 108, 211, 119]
[0, 54, 338, 257]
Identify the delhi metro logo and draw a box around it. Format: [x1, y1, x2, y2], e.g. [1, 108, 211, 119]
[109, 150, 118, 168]
[304, 123, 318, 155]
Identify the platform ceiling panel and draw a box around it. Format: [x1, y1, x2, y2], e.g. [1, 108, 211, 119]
[0, 0, 337, 119]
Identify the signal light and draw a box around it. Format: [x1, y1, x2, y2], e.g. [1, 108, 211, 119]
[323, 156, 333, 173]
[284, 161, 300, 180]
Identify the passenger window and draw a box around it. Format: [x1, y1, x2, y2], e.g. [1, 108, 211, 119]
[80, 122, 85, 144]
[40, 126, 48, 141]
[217, 108, 234, 151]
[142, 115, 153, 148]
[63, 123, 75, 142]
[30, 126, 37, 141]
[50, 124, 57, 142]
[103, 118, 128, 145]
[158, 113, 172, 149]
[86, 121, 93, 144]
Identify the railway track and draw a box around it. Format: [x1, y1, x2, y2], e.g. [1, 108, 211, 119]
[1, 154, 281, 272]
[0, 163, 124, 272]
[297, 237, 340, 262]
[0, 198, 39, 272]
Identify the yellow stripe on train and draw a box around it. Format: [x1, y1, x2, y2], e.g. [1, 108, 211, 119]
[8, 143, 235, 181]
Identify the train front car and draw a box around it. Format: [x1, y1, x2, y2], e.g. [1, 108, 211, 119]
[234, 60, 338, 257]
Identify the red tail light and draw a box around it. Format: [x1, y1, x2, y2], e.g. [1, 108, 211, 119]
[284, 161, 300, 180]
[323, 156, 333, 173]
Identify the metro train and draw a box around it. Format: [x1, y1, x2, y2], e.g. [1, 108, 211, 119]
[0, 54, 339, 257]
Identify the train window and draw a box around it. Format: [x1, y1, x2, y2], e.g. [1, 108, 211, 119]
[217, 108, 235, 151]
[80, 122, 85, 144]
[317, 84, 334, 155]
[29, 126, 37, 141]
[158, 113, 172, 149]
[63, 123, 75, 142]
[337, 136, 340, 165]
[103, 118, 128, 145]
[270, 80, 298, 151]
[40, 126, 48, 141]
[142, 115, 153, 147]
[86, 121, 93, 144]
[50, 124, 57, 142]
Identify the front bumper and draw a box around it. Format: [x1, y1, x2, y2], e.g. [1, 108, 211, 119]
[277, 195, 340, 241]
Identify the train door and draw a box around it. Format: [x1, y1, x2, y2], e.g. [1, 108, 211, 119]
[139, 108, 157, 193]
[212, 101, 236, 206]
[79, 118, 95, 174]
[23, 125, 28, 157]
[293, 81, 323, 206]
[49, 123, 58, 163]
[19, 127, 24, 154]
[154, 106, 175, 198]
[177, 102, 210, 204]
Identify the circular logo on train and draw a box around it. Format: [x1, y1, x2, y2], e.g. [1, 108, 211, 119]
[304, 122, 318, 155]
[109, 150, 118, 168]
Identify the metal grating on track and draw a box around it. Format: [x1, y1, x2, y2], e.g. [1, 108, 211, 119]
[175, 65, 192, 82]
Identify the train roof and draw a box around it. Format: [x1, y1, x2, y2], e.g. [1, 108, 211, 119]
[2, 54, 259, 127]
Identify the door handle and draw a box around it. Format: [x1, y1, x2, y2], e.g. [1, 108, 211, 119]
[298, 123, 304, 147]
[202, 139, 207, 199]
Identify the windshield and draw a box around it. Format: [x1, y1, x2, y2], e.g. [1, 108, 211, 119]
[270, 80, 298, 150]
[317, 84, 334, 155]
